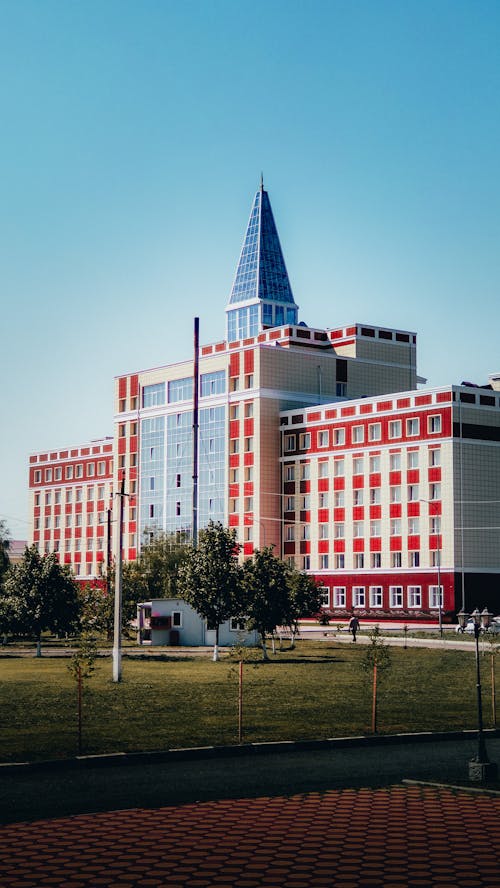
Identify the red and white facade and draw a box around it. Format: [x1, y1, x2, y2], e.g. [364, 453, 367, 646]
[29, 438, 113, 581]
[281, 383, 500, 620]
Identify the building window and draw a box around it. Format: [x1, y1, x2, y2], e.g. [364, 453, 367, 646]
[318, 430, 329, 448]
[407, 450, 419, 469]
[354, 553, 364, 569]
[370, 521, 381, 537]
[45, 468, 52, 483]
[299, 433, 311, 449]
[352, 426, 364, 444]
[353, 521, 364, 538]
[168, 378, 193, 404]
[334, 428, 345, 446]
[200, 370, 226, 397]
[390, 486, 401, 503]
[406, 418, 420, 437]
[319, 524, 329, 539]
[408, 586, 422, 608]
[230, 617, 247, 632]
[409, 551, 420, 567]
[244, 402, 253, 418]
[430, 483, 441, 501]
[352, 587, 365, 608]
[318, 586, 330, 606]
[430, 516, 441, 534]
[334, 458, 344, 477]
[245, 467, 253, 482]
[319, 555, 329, 570]
[391, 552, 402, 568]
[284, 435, 296, 452]
[335, 554, 345, 569]
[390, 453, 401, 471]
[370, 488, 381, 505]
[369, 455, 381, 473]
[353, 489, 363, 506]
[286, 496, 295, 511]
[245, 497, 253, 513]
[353, 457, 364, 475]
[429, 448, 441, 467]
[302, 555, 310, 570]
[285, 465, 295, 482]
[301, 495, 310, 510]
[245, 437, 253, 452]
[55, 467, 62, 481]
[370, 586, 383, 607]
[97, 461, 106, 476]
[371, 553, 381, 568]
[408, 484, 419, 502]
[429, 586, 443, 609]
[300, 463, 310, 481]
[87, 487, 94, 501]
[34, 493, 40, 506]
[45, 491, 51, 505]
[66, 466, 74, 480]
[369, 423, 381, 442]
[244, 374, 254, 389]
[318, 460, 328, 477]
[389, 420, 402, 439]
[334, 490, 344, 507]
[336, 382, 347, 397]
[408, 517, 420, 535]
[172, 611, 182, 628]
[334, 523, 345, 539]
[76, 464, 83, 479]
[319, 492, 329, 508]
[286, 525, 295, 542]
[75, 514, 82, 527]
[334, 587, 346, 607]
[390, 586, 403, 608]
[428, 415, 442, 434]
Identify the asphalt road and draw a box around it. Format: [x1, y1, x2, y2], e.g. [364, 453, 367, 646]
[2, 734, 499, 825]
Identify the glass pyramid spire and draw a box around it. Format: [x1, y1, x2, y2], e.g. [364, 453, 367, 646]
[226, 182, 299, 341]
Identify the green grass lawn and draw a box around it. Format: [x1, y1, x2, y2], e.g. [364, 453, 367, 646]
[1, 640, 498, 762]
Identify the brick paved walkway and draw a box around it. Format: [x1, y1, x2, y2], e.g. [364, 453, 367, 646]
[1, 785, 499, 888]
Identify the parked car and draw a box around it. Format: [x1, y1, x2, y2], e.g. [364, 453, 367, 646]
[455, 618, 500, 635]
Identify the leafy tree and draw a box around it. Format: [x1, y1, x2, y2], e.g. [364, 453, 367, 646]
[361, 625, 392, 733]
[242, 547, 290, 660]
[285, 569, 323, 647]
[0, 545, 80, 648]
[78, 581, 113, 638]
[177, 522, 242, 660]
[0, 520, 10, 587]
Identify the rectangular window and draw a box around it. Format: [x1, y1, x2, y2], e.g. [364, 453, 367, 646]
[55, 467, 62, 481]
[334, 587, 346, 608]
[390, 586, 403, 608]
[391, 552, 402, 568]
[286, 496, 295, 511]
[200, 370, 226, 397]
[87, 463, 95, 477]
[407, 418, 420, 437]
[285, 465, 295, 482]
[334, 428, 345, 445]
[407, 450, 419, 469]
[45, 491, 51, 505]
[319, 492, 329, 508]
[244, 402, 253, 418]
[334, 491, 344, 507]
[371, 553, 381, 568]
[335, 554, 345, 569]
[230, 439, 239, 454]
[353, 489, 363, 506]
[300, 463, 310, 481]
[369, 455, 380, 472]
[299, 432, 311, 450]
[352, 426, 364, 444]
[301, 495, 310, 510]
[353, 457, 364, 475]
[318, 460, 328, 477]
[172, 611, 182, 628]
[353, 521, 364, 538]
[230, 617, 247, 632]
[390, 486, 401, 503]
[66, 489, 73, 504]
[334, 458, 344, 477]
[285, 435, 296, 452]
[370, 520, 381, 537]
[408, 517, 420, 535]
[87, 487, 94, 501]
[302, 555, 310, 570]
[318, 586, 330, 605]
[319, 524, 329, 539]
[430, 483, 441, 501]
[430, 516, 441, 534]
[428, 415, 442, 434]
[66, 466, 74, 480]
[244, 374, 254, 389]
[429, 448, 441, 467]
[319, 555, 329, 570]
[286, 525, 295, 541]
[390, 519, 401, 536]
[390, 453, 401, 471]
[354, 553, 364, 569]
[370, 488, 381, 505]
[370, 586, 383, 607]
[168, 377, 193, 403]
[54, 490, 61, 504]
[334, 523, 345, 539]
[408, 484, 419, 502]
[318, 430, 329, 448]
[352, 587, 365, 608]
[76, 489, 82, 502]
[245, 437, 253, 452]
[45, 468, 52, 482]
[389, 420, 402, 439]
[429, 586, 443, 609]
[369, 423, 381, 442]
[245, 497, 253, 512]
[87, 513, 93, 527]
[75, 514, 82, 527]
[408, 586, 422, 608]
[230, 405, 239, 420]
[76, 464, 83, 479]
[409, 551, 420, 567]
[97, 461, 106, 476]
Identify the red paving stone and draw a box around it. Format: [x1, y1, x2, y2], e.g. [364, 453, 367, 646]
[1, 786, 500, 887]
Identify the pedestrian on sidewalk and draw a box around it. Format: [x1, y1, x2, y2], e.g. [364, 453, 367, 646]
[348, 614, 360, 642]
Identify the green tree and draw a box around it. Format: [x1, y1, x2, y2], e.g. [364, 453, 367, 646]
[361, 626, 392, 733]
[285, 569, 323, 647]
[177, 522, 242, 661]
[0, 520, 11, 587]
[0, 545, 80, 650]
[242, 547, 290, 660]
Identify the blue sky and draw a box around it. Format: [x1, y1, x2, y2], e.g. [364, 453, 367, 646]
[1, 0, 499, 539]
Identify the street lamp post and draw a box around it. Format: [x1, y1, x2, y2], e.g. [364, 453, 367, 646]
[457, 607, 498, 783]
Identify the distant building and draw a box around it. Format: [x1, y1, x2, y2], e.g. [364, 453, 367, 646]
[8, 540, 27, 565]
[28, 181, 500, 620]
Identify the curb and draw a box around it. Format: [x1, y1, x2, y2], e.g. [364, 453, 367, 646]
[2, 728, 499, 775]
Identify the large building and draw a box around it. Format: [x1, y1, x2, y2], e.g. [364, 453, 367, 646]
[28, 182, 500, 619]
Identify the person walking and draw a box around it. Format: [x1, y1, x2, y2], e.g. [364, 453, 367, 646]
[348, 614, 360, 642]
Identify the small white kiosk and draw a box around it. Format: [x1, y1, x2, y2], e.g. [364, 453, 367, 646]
[137, 598, 259, 647]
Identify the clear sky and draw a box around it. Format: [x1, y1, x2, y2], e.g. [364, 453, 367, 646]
[1, 0, 499, 539]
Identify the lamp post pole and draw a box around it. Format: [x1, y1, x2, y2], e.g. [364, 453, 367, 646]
[458, 607, 498, 782]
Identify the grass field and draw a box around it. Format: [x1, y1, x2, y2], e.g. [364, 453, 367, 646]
[1, 640, 498, 762]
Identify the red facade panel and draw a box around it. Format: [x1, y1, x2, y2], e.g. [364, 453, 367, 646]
[118, 377, 127, 399]
[244, 349, 254, 374]
[229, 353, 240, 376]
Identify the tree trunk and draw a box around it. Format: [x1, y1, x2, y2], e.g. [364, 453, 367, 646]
[36, 636, 42, 658]
[372, 662, 378, 733]
[261, 634, 269, 661]
[271, 633, 276, 655]
[212, 624, 219, 662]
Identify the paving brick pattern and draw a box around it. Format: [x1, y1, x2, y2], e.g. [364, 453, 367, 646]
[1, 785, 499, 887]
